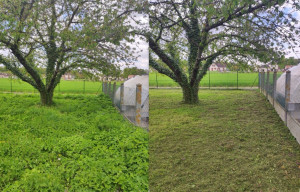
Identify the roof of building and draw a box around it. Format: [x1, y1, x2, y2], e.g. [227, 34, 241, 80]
[212, 63, 227, 68]
[0, 72, 10, 76]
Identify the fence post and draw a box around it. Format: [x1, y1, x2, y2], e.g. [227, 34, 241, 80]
[285, 70, 291, 126]
[102, 81, 104, 93]
[135, 84, 142, 127]
[112, 82, 116, 101]
[103, 82, 107, 94]
[108, 82, 111, 98]
[209, 70, 211, 89]
[156, 72, 158, 88]
[10, 75, 12, 93]
[273, 70, 277, 107]
[261, 70, 265, 95]
[83, 80, 86, 94]
[120, 83, 124, 112]
[266, 71, 270, 99]
[237, 70, 239, 90]
[258, 71, 261, 92]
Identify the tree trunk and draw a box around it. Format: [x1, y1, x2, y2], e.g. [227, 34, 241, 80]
[40, 90, 54, 106]
[182, 85, 199, 104]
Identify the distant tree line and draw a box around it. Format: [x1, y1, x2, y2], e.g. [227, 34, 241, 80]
[275, 57, 299, 69]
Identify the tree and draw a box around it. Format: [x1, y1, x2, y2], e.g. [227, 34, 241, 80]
[275, 56, 299, 69]
[0, 0, 141, 105]
[147, 0, 300, 104]
[122, 67, 148, 78]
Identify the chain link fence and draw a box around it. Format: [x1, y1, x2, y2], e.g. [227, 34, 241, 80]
[259, 67, 300, 144]
[102, 77, 149, 130]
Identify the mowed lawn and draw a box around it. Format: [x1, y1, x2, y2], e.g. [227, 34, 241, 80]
[149, 89, 300, 191]
[0, 78, 120, 94]
[0, 94, 148, 191]
[149, 72, 260, 88]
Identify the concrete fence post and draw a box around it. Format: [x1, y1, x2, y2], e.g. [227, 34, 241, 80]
[112, 82, 116, 101]
[108, 82, 111, 98]
[103, 82, 107, 95]
[285, 70, 291, 126]
[237, 70, 239, 90]
[273, 70, 277, 107]
[262, 70, 265, 95]
[120, 83, 124, 112]
[266, 71, 270, 99]
[258, 71, 261, 92]
[135, 84, 142, 127]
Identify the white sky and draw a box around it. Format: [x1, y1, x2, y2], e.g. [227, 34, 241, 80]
[124, 12, 149, 70]
[282, 2, 300, 59]
[131, 38, 149, 70]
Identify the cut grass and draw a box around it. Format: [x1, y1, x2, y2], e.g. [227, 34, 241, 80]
[149, 89, 300, 191]
[0, 78, 121, 94]
[149, 72, 261, 88]
[0, 93, 148, 191]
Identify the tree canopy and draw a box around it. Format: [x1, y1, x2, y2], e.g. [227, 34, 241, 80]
[0, 0, 143, 105]
[122, 67, 148, 78]
[275, 56, 300, 69]
[147, 0, 300, 103]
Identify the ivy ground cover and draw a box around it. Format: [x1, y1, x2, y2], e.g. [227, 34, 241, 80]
[0, 93, 148, 191]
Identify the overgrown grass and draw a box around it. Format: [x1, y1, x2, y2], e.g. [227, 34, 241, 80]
[149, 72, 261, 87]
[0, 78, 121, 94]
[149, 89, 300, 191]
[0, 93, 148, 191]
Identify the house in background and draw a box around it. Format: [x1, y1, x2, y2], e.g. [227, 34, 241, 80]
[127, 75, 136, 79]
[209, 63, 228, 72]
[62, 73, 75, 80]
[256, 64, 279, 72]
[284, 65, 293, 71]
[0, 72, 11, 78]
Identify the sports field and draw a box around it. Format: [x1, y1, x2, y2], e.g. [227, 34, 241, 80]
[149, 71, 262, 88]
[0, 78, 119, 94]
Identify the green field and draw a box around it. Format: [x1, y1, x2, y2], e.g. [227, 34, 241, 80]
[0, 78, 120, 94]
[149, 72, 261, 88]
[149, 89, 300, 191]
[0, 94, 148, 191]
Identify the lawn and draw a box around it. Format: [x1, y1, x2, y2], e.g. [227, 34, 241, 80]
[149, 89, 300, 191]
[0, 93, 148, 191]
[149, 72, 260, 88]
[0, 78, 120, 94]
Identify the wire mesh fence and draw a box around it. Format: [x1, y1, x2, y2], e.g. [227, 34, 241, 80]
[150, 71, 260, 89]
[259, 68, 300, 144]
[0, 77, 104, 94]
[102, 80, 149, 130]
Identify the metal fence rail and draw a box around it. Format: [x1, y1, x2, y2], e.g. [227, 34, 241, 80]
[259, 70, 300, 144]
